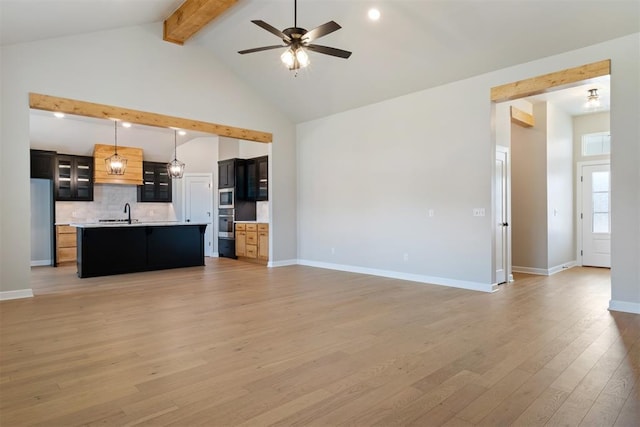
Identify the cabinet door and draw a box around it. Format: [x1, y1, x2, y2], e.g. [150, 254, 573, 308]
[55, 156, 73, 200]
[140, 163, 157, 201]
[218, 160, 235, 188]
[156, 167, 171, 202]
[235, 159, 247, 200]
[256, 156, 268, 201]
[236, 231, 246, 256]
[258, 231, 269, 260]
[30, 150, 56, 179]
[246, 159, 257, 201]
[74, 156, 94, 201]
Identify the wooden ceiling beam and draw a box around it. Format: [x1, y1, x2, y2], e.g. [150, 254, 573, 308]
[491, 60, 610, 102]
[29, 93, 272, 143]
[164, 0, 238, 45]
[510, 106, 535, 128]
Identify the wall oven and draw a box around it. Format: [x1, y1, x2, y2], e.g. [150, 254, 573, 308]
[218, 208, 234, 238]
[219, 188, 234, 209]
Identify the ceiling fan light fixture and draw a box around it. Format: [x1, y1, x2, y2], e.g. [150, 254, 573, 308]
[281, 46, 310, 70]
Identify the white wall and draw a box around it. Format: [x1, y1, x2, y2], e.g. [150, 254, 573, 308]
[297, 34, 640, 309]
[297, 78, 494, 290]
[511, 103, 548, 270]
[546, 103, 575, 268]
[0, 23, 297, 294]
[30, 179, 52, 265]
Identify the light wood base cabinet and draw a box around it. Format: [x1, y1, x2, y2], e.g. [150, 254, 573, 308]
[235, 223, 268, 263]
[56, 225, 77, 265]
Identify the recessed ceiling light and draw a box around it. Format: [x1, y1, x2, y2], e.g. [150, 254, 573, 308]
[122, 122, 132, 128]
[178, 130, 187, 136]
[368, 8, 381, 21]
[53, 112, 65, 118]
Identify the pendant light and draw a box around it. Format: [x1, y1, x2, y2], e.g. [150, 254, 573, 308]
[105, 120, 127, 175]
[167, 129, 185, 179]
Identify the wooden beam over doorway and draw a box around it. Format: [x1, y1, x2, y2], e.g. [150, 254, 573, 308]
[510, 106, 535, 128]
[491, 60, 610, 102]
[29, 93, 272, 143]
[164, 0, 238, 45]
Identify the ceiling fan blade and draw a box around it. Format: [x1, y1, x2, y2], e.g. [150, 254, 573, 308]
[251, 20, 291, 42]
[238, 45, 285, 55]
[302, 21, 341, 43]
[306, 44, 352, 59]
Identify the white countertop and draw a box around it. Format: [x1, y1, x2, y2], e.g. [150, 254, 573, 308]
[234, 221, 269, 224]
[70, 221, 209, 228]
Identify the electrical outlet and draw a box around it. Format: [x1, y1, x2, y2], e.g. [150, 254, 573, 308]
[428, 209, 435, 217]
[403, 253, 409, 262]
[331, 247, 335, 255]
[473, 208, 485, 217]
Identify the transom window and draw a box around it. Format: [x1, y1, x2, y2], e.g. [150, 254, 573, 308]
[582, 132, 611, 156]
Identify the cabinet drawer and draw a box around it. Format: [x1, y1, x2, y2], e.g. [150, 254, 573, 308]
[246, 244, 257, 258]
[57, 225, 76, 234]
[246, 223, 258, 232]
[246, 231, 257, 245]
[236, 223, 246, 231]
[57, 233, 77, 248]
[57, 247, 76, 263]
[258, 223, 269, 232]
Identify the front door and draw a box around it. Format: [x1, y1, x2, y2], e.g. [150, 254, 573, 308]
[580, 163, 611, 267]
[184, 174, 214, 257]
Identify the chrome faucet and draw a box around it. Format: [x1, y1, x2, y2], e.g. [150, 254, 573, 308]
[124, 203, 131, 224]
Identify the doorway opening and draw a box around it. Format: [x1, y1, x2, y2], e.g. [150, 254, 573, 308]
[491, 60, 611, 285]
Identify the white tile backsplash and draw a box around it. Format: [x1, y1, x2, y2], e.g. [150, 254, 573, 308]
[56, 184, 176, 224]
[256, 201, 269, 223]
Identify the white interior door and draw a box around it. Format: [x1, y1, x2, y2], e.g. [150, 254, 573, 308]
[580, 163, 611, 267]
[184, 174, 214, 257]
[495, 149, 509, 284]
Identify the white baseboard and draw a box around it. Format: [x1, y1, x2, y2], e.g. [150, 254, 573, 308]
[0, 289, 34, 301]
[513, 261, 577, 276]
[30, 260, 52, 267]
[211, 252, 219, 258]
[297, 259, 494, 293]
[609, 300, 640, 314]
[268, 259, 299, 268]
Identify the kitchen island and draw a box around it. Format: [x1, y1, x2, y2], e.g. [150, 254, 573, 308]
[71, 222, 208, 278]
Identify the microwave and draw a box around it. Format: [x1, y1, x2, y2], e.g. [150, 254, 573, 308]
[219, 188, 234, 208]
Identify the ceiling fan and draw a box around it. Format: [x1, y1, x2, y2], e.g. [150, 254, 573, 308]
[238, 0, 352, 71]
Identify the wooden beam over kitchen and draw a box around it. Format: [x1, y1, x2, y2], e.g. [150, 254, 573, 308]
[163, 0, 238, 45]
[510, 106, 535, 128]
[491, 59, 610, 102]
[29, 93, 272, 143]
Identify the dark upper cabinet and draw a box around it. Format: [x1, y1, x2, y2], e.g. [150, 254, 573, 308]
[55, 154, 94, 201]
[245, 156, 268, 201]
[256, 156, 268, 201]
[137, 162, 172, 202]
[31, 149, 57, 179]
[218, 157, 268, 201]
[218, 159, 235, 189]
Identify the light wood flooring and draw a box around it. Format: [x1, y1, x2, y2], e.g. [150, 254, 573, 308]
[1, 260, 638, 426]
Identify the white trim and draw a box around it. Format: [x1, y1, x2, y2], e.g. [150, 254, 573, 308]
[30, 260, 52, 267]
[609, 300, 640, 314]
[268, 259, 298, 268]
[0, 289, 34, 300]
[297, 259, 495, 293]
[576, 160, 610, 266]
[513, 261, 576, 276]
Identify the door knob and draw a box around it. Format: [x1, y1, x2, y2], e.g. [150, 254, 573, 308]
[502, 222, 509, 227]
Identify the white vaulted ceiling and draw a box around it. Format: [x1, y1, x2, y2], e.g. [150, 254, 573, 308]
[1, 1, 637, 124]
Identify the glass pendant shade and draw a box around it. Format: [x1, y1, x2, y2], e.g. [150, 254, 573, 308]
[281, 46, 309, 70]
[106, 121, 127, 175]
[166, 130, 185, 179]
[586, 88, 600, 108]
